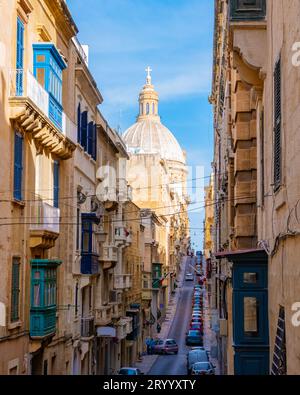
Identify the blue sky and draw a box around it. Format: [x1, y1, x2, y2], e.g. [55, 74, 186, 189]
[68, 0, 214, 250]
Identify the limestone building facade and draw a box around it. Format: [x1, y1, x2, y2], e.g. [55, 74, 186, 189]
[209, 0, 300, 375]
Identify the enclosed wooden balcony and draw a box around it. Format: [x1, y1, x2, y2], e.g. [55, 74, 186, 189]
[9, 69, 76, 160]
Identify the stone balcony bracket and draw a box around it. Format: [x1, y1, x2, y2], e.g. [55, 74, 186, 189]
[9, 99, 76, 160]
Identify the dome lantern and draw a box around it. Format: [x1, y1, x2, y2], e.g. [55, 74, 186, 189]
[137, 66, 160, 122]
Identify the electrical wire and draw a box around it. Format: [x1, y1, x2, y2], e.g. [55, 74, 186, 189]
[0, 193, 270, 227]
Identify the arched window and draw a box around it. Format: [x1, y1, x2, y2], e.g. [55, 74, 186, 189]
[152, 103, 155, 114]
[140, 103, 143, 115]
[146, 103, 150, 115]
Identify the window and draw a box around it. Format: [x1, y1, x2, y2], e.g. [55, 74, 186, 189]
[87, 121, 94, 157]
[81, 214, 97, 254]
[75, 282, 79, 316]
[274, 56, 282, 190]
[146, 103, 150, 115]
[53, 161, 59, 208]
[152, 103, 155, 114]
[244, 297, 259, 336]
[36, 68, 45, 88]
[11, 258, 20, 322]
[14, 131, 23, 201]
[92, 123, 97, 161]
[16, 17, 24, 96]
[77, 103, 81, 143]
[260, 110, 265, 205]
[76, 208, 80, 250]
[243, 273, 258, 284]
[81, 111, 88, 150]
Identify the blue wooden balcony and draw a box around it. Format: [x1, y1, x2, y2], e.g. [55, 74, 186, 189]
[81, 252, 100, 275]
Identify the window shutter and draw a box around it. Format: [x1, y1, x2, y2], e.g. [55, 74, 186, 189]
[16, 17, 24, 96]
[11, 258, 20, 322]
[92, 123, 97, 161]
[274, 57, 281, 190]
[87, 121, 94, 157]
[81, 111, 88, 151]
[53, 161, 59, 208]
[14, 132, 23, 201]
[77, 103, 81, 143]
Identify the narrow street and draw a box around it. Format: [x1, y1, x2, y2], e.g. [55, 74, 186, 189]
[148, 256, 209, 375]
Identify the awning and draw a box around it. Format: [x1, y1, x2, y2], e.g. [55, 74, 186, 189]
[214, 248, 265, 259]
[96, 326, 116, 337]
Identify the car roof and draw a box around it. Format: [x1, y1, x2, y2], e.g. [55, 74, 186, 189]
[188, 349, 207, 354]
[120, 367, 138, 370]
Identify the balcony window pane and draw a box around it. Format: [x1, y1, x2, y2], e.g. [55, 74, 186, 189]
[37, 55, 45, 63]
[243, 272, 258, 284]
[34, 271, 40, 280]
[36, 68, 45, 88]
[33, 284, 41, 307]
[244, 297, 259, 336]
[83, 232, 90, 252]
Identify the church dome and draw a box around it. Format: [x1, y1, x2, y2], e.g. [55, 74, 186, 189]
[123, 67, 185, 164]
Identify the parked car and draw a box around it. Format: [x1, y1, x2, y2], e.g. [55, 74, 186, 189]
[186, 349, 209, 374]
[191, 346, 206, 351]
[118, 367, 144, 375]
[152, 339, 178, 355]
[185, 273, 194, 281]
[190, 325, 204, 333]
[193, 304, 203, 309]
[191, 362, 215, 375]
[190, 316, 202, 321]
[191, 313, 202, 321]
[194, 286, 203, 292]
[186, 330, 203, 347]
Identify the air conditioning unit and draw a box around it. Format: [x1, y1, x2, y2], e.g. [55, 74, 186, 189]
[219, 318, 228, 337]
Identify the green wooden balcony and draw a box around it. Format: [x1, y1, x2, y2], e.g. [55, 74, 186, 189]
[30, 259, 61, 338]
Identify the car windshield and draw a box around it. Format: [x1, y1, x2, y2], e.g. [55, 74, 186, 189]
[193, 362, 211, 370]
[166, 340, 176, 345]
[119, 369, 136, 375]
[189, 330, 201, 336]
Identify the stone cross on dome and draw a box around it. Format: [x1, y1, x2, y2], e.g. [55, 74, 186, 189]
[145, 66, 152, 85]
